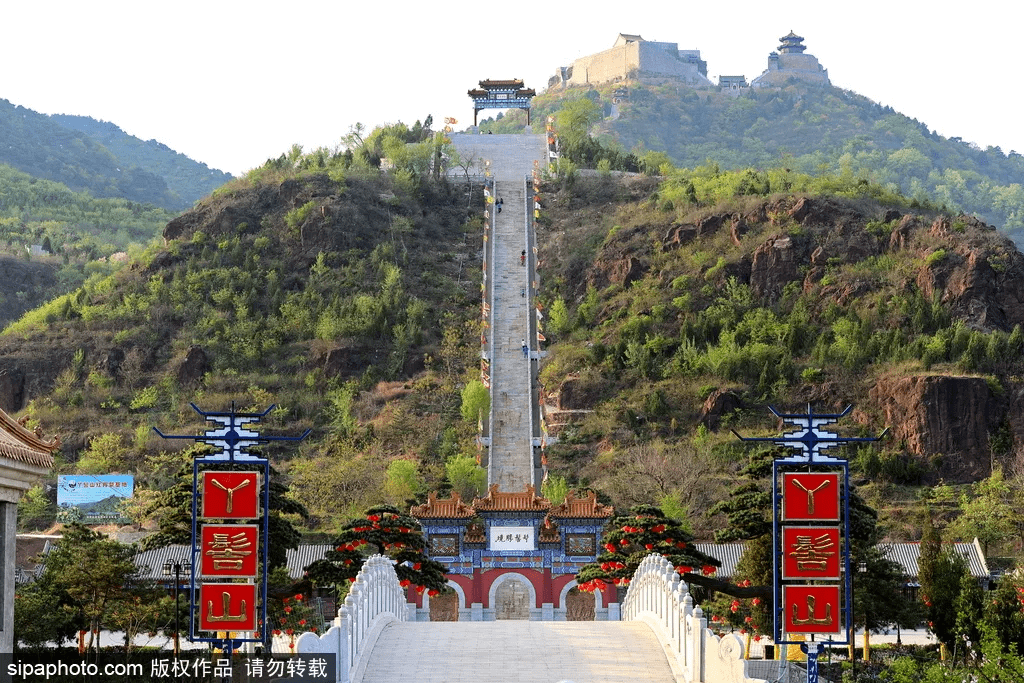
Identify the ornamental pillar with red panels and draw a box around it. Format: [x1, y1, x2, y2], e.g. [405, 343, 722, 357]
[410, 485, 615, 621]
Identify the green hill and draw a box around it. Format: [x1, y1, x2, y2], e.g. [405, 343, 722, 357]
[480, 82, 1024, 246]
[0, 98, 231, 210]
[4, 133, 1024, 565]
[51, 114, 232, 208]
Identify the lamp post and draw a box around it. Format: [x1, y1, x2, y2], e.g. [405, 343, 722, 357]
[163, 559, 191, 657]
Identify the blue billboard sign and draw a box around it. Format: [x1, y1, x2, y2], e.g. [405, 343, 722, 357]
[57, 474, 134, 523]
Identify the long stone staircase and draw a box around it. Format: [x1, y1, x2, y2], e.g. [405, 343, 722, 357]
[298, 134, 766, 683]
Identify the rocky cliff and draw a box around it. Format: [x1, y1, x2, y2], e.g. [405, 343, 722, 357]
[537, 178, 1024, 484]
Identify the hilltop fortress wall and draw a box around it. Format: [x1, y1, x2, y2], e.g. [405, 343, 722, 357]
[552, 32, 828, 90]
[554, 35, 713, 89]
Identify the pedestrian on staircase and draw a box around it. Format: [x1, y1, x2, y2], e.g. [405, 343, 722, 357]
[522, 339, 529, 358]
[520, 250, 526, 266]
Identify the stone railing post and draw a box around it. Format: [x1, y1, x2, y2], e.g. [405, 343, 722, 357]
[621, 553, 764, 683]
[297, 554, 411, 683]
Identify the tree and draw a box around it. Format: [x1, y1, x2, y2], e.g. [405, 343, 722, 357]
[304, 504, 449, 597]
[384, 458, 424, 505]
[953, 570, 985, 664]
[27, 524, 144, 652]
[919, 515, 970, 655]
[460, 379, 490, 424]
[445, 454, 486, 501]
[984, 576, 1024, 655]
[14, 575, 84, 650]
[948, 466, 1022, 555]
[107, 589, 172, 653]
[556, 96, 602, 161]
[574, 504, 720, 593]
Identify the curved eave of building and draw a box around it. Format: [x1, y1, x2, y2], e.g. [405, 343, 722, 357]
[479, 79, 525, 88]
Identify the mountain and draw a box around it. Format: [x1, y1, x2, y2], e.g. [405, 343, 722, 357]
[51, 114, 232, 209]
[480, 82, 1024, 247]
[0, 98, 230, 211]
[1, 137, 1022, 548]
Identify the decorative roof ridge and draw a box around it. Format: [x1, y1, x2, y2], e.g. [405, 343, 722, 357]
[548, 490, 614, 518]
[8, 413, 61, 453]
[0, 410, 59, 469]
[471, 484, 551, 512]
[409, 491, 476, 519]
[478, 79, 525, 88]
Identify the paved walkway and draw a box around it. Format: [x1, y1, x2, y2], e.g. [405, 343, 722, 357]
[487, 177, 535, 491]
[452, 133, 548, 491]
[359, 621, 677, 683]
[449, 133, 548, 182]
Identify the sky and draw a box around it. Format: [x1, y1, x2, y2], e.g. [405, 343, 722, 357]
[3, 0, 1021, 176]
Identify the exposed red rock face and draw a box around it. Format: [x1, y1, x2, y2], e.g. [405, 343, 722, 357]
[699, 389, 743, 430]
[750, 234, 805, 302]
[869, 375, 998, 482]
[176, 345, 209, 387]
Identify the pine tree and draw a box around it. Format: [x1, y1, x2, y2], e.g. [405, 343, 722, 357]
[575, 504, 719, 593]
[304, 504, 449, 597]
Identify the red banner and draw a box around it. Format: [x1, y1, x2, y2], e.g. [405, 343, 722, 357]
[782, 472, 839, 521]
[198, 583, 257, 632]
[782, 585, 842, 635]
[201, 471, 259, 519]
[200, 524, 258, 577]
[781, 527, 840, 580]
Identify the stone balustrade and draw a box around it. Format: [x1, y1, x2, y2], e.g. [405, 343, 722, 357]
[621, 553, 766, 683]
[296, 554, 411, 683]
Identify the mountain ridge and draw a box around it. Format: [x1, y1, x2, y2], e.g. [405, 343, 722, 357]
[0, 98, 230, 211]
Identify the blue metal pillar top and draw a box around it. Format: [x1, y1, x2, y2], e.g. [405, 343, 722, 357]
[732, 404, 887, 463]
[153, 402, 311, 462]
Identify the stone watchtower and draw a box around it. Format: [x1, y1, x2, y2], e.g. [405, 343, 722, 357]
[751, 31, 830, 87]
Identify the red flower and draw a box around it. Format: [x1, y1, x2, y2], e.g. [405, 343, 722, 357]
[676, 542, 687, 549]
[286, 628, 294, 635]
[752, 598, 761, 606]
[399, 527, 410, 533]
[349, 577, 357, 582]
[428, 589, 439, 597]
[605, 543, 617, 552]
[645, 544, 654, 550]
[295, 594, 303, 601]
[754, 635, 762, 642]
[413, 562, 422, 570]
[368, 514, 380, 521]
[400, 579, 411, 587]
[701, 565, 716, 575]
[284, 606, 292, 613]
[652, 524, 666, 533]
[620, 539, 629, 546]
[273, 629, 281, 636]
[299, 619, 306, 626]
[282, 597, 290, 604]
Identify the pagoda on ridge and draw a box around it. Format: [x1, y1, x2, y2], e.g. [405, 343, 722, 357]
[751, 30, 830, 88]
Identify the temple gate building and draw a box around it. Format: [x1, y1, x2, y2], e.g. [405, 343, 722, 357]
[409, 487, 615, 620]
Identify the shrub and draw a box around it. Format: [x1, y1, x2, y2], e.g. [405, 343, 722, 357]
[925, 249, 948, 266]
